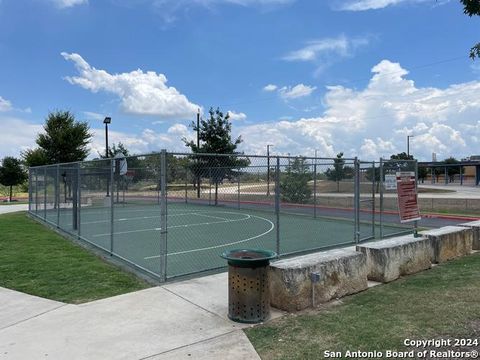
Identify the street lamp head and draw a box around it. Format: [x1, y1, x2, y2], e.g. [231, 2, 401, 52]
[103, 117, 112, 124]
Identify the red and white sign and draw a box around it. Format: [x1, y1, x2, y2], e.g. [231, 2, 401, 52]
[396, 171, 421, 223]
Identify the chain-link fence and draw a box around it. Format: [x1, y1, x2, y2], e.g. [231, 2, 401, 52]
[28, 151, 414, 281]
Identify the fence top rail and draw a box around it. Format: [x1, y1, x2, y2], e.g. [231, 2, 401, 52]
[29, 151, 360, 169]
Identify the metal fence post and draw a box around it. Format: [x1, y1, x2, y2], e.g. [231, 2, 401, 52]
[35, 170, 38, 213]
[56, 165, 60, 226]
[414, 160, 419, 237]
[208, 167, 212, 205]
[43, 167, 47, 219]
[237, 170, 241, 210]
[313, 159, 317, 219]
[275, 157, 280, 256]
[110, 159, 115, 255]
[185, 165, 188, 204]
[379, 158, 384, 239]
[160, 149, 168, 282]
[28, 168, 32, 213]
[371, 161, 376, 238]
[77, 165, 82, 239]
[354, 157, 360, 244]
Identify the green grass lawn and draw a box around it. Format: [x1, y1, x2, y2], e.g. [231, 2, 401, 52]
[246, 253, 480, 359]
[0, 212, 150, 303]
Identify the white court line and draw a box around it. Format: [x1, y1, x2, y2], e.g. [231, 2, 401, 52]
[144, 215, 275, 259]
[79, 212, 203, 225]
[192, 213, 231, 221]
[91, 212, 251, 238]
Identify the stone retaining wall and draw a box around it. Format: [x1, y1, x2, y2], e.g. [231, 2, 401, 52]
[420, 226, 473, 263]
[269, 249, 368, 311]
[356, 236, 433, 283]
[458, 220, 480, 251]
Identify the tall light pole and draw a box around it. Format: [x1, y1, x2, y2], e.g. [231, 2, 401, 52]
[104, 117, 112, 197]
[407, 135, 414, 158]
[267, 144, 273, 196]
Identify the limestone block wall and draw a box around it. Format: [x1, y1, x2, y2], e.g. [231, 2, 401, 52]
[269, 249, 368, 311]
[458, 220, 480, 250]
[356, 236, 433, 283]
[420, 226, 473, 263]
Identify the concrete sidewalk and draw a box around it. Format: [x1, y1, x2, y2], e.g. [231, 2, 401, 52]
[0, 204, 28, 215]
[0, 273, 283, 360]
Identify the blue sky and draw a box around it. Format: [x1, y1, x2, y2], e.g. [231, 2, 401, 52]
[1, 0, 480, 161]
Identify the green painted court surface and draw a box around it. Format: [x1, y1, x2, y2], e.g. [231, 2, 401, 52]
[38, 202, 405, 279]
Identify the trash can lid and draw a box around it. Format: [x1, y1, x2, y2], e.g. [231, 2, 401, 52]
[221, 249, 277, 266]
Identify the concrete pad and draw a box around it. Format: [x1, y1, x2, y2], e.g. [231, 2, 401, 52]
[148, 330, 260, 360]
[0, 205, 28, 214]
[357, 235, 433, 283]
[163, 272, 284, 322]
[0, 287, 66, 330]
[269, 249, 368, 311]
[420, 226, 473, 263]
[458, 220, 480, 250]
[0, 287, 240, 360]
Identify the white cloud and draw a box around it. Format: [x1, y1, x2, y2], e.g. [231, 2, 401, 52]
[234, 59, 480, 160]
[283, 35, 371, 76]
[62, 52, 199, 119]
[263, 84, 278, 92]
[0, 116, 42, 158]
[3, 59, 480, 163]
[51, 0, 88, 9]
[146, 0, 295, 23]
[227, 111, 247, 121]
[89, 124, 194, 157]
[263, 83, 317, 101]
[82, 111, 105, 121]
[283, 35, 370, 62]
[0, 96, 12, 112]
[279, 84, 316, 99]
[337, 0, 434, 11]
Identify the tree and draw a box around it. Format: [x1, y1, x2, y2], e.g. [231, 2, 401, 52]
[183, 107, 249, 205]
[280, 157, 312, 203]
[443, 157, 461, 182]
[325, 152, 346, 192]
[0, 157, 27, 202]
[389, 152, 414, 161]
[365, 165, 381, 193]
[99, 142, 130, 159]
[418, 166, 428, 183]
[36, 111, 92, 164]
[460, 0, 480, 58]
[21, 148, 48, 167]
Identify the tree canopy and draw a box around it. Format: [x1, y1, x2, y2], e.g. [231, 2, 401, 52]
[325, 152, 351, 192]
[183, 107, 248, 204]
[21, 148, 48, 167]
[280, 157, 312, 204]
[36, 111, 92, 164]
[99, 142, 130, 159]
[460, 0, 480, 58]
[0, 157, 27, 201]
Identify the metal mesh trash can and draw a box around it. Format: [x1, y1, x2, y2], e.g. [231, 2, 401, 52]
[221, 249, 277, 323]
